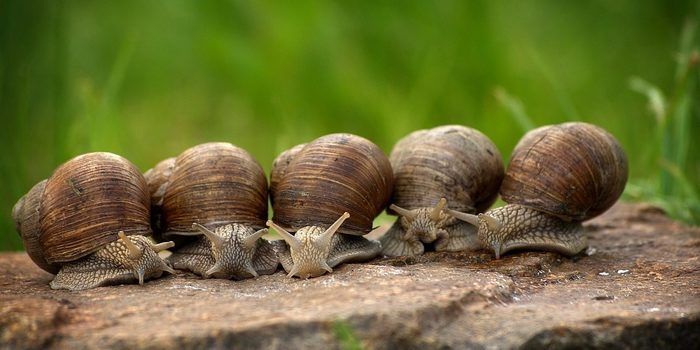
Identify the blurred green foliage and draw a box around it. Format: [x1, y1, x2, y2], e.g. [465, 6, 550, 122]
[333, 320, 363, 350]
[1, 1, 698, 251]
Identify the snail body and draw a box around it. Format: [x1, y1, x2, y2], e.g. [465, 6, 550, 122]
[12, 152, 175, 290]
[454, 122, 628, 258]
[380, 125, 504, 256]
[267, 134, 393, 278]
[145, 142, 277, 279]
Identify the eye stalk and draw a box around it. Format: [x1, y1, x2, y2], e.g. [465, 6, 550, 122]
[118, 231, 143, 259]
[266, 220, 300, 251]
[192, 223, 224, 249]
[389, 204, 416, 219]
[150, 241, 175, 253]
[429, 198, 447, 221]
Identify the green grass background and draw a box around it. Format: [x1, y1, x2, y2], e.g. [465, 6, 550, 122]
[1, 0, 698, 251]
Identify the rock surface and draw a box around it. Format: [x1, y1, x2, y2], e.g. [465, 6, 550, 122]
[1, 203, 698, 349]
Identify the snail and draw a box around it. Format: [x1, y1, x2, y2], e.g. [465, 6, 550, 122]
[380, 125, 505, 256]
[453, 122, 628, 258]
[145, 142, 277, 279]
[267, 133, 393, 278]
[12, 152, 175, 291]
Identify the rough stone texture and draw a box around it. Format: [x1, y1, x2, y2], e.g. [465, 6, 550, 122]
[0, 203, 698, 350]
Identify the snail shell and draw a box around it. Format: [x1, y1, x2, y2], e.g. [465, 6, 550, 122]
[269, 143, 306, 207]
[159, 142, 268, 234]
[12, 152, 174, 290]
[12, 180, 57, 273]
[146, 142, 277, 279]
[39, 153, 153, 263]
[268, 133, 393, 278]
[272, 134, 393, 235]
[460, 122, 628, 258]
[389, 125, 503, 213]
[500, 122, 628, 221]
[380, 125, 504, 256]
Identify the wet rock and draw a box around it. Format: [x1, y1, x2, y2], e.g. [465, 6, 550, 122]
[0, 203, 698, 349]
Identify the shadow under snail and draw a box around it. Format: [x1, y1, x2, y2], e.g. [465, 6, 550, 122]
[445, 122, 628, 258]
[12, 152, 175, 290]
[144, 142, 277, 280]
[267, 133, 393, 278]
[380, 125, 505, 256]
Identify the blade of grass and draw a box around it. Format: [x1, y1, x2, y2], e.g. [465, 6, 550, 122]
[667, 19, 697, 176]
[89, 35, 136, 152]
[658, 158, 699, 203]
[628, 76, 672, 195]
[493, 87, 535, 133]
[628, 17, 699, 225]
[333, 320, 363, 350]
[628, 77, 667, 125]
[528, 47, 581, 121]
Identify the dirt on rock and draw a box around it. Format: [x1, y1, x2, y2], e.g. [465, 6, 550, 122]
[1, 203, 698, 349]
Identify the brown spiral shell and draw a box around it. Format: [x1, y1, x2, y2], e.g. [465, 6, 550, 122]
[144, 157, 176, 208]
[269, 143, 306, 207]
[12, 179, 60, 273]
[271, 133, 393, 235]
[38, 152, 152, 264]
[389, 125, 504, 213]
[159, 142, 268, 233]
[143, 157, 176, 236]
[500, 122, 628, 221]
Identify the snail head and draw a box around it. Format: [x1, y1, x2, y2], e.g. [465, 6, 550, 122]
[266, 212, 350, 278]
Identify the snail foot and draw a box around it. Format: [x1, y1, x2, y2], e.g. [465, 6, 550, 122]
[379, 221, 424, 256]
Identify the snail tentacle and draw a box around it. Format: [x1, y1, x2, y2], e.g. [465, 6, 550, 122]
[118, 231, 143, 260]
[445, 209, 480, 227]
[390, 204, 417, 219]
[317, 212, 350, 251]
[243, 228, 268, 250]
[192, 223, 224, 250]
[429, 198, 448, 221]
[151, 241, 175, 253]
[266, 220, 301, 250]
